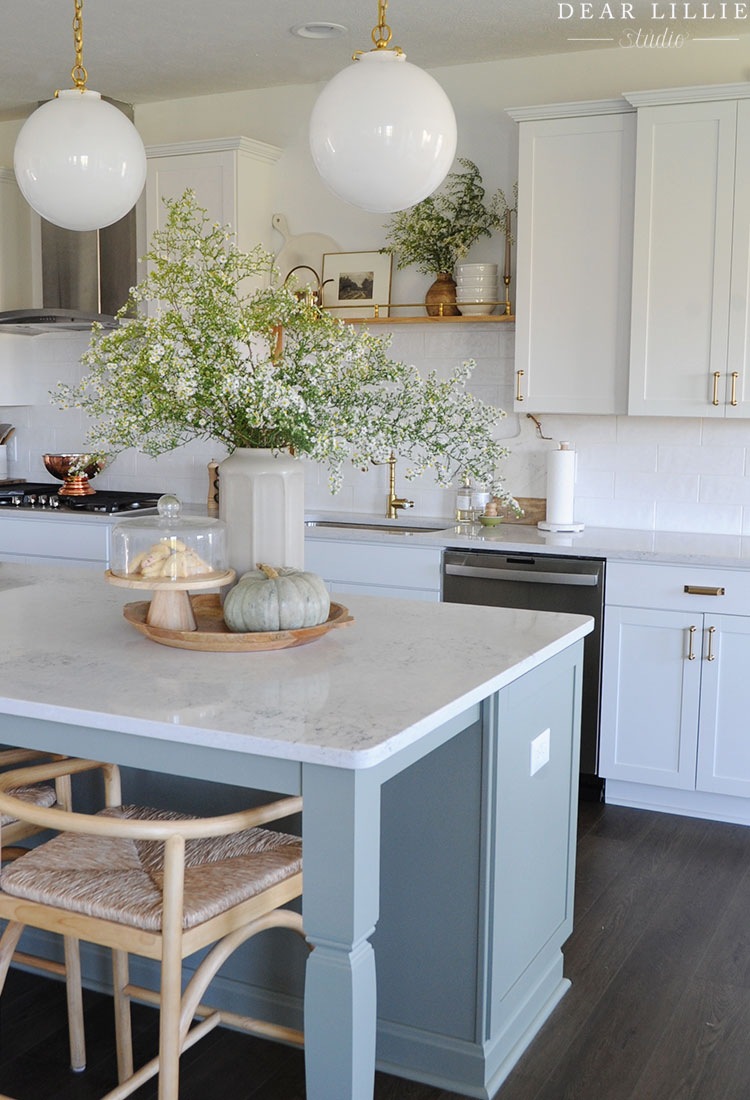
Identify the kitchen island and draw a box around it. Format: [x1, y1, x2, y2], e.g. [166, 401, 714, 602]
[0, 564, 592, 1100]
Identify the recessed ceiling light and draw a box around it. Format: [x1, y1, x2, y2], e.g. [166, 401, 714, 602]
[291, 22, 347, 40]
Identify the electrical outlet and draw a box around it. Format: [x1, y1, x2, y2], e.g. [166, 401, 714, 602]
[530, 728, 550, 777]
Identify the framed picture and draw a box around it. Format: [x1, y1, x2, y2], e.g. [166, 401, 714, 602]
[321, 251, 392, 319]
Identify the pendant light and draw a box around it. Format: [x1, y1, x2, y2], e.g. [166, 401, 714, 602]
[13, 0, 147, 232]
[309, 0, 457, 213]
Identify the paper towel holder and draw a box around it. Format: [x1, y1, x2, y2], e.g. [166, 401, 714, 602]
[538, 441, 585, 533]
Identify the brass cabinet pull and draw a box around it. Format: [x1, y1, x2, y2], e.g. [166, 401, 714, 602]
[516, 369, 524, 402]
[731, 371, 739, 406]
[706, 625, 716, 661]
[712, 371, 721, 406]
[684, 585, 725, 596]
[687, 625, 697, 661]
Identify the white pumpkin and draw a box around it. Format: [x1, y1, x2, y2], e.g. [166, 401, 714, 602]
[224, 563, 330, 633]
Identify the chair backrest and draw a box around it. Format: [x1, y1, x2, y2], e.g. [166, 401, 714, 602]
[0, 758, 302, 843]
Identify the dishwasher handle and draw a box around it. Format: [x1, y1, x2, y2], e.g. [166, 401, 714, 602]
[444, 563, 600, 587]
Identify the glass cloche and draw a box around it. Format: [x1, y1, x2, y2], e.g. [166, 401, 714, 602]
[110, 495, 228, 581]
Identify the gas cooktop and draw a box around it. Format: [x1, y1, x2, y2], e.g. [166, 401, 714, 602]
[0, 482, 162, 514]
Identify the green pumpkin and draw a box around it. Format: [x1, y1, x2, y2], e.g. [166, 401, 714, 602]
[224, 563, 330, 633]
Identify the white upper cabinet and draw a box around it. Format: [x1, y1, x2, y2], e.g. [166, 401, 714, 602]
[627, 87, 750, 417]
[509, 101, 635, 415]
[143, 137, 282, 285]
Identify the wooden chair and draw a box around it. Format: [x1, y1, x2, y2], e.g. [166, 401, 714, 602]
[0, 748, 92, 1074]
[0, 757, 305, 1100]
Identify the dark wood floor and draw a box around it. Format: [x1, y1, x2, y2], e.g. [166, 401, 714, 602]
[2, 802, 750, 1098]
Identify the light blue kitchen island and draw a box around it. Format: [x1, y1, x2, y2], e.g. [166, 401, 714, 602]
[0, 564, 592, 1099]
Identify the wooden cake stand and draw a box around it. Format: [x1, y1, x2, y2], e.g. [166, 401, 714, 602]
[105, 569, 237, 632]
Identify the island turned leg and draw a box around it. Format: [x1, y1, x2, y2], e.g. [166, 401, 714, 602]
[302, 764, 381, 1100]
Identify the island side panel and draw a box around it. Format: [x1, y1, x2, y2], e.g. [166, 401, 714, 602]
[483, 640, 583, 1096]
[371, 642, 584, 1099]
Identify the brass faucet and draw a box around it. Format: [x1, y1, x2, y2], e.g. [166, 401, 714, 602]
[384, 452, 414, 520]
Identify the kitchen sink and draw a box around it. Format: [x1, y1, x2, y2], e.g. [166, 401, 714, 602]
[304, 520, 451, 535]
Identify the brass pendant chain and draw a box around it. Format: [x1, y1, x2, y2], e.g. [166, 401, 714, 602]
[71, 0, 88, 90]
[354, 0, 402, 58]
[371, 0, 392, 48]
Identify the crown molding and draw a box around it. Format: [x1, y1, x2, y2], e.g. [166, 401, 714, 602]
[145, 136, 282, 164]
[506, 98, 631, 122]
[624, 83, 750, 107]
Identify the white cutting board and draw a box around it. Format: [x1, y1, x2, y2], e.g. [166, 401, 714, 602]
[272, 213, 340, 287]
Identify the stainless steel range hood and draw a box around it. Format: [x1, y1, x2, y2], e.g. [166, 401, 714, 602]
[0, 98, 139, 336]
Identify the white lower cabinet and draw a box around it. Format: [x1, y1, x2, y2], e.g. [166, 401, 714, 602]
[0, 517, 110, 566]
[600, 605, 701, 789]
[695, 614, 750, 798]
[304, 539, 442, 601]
[601, 561, 750, 820]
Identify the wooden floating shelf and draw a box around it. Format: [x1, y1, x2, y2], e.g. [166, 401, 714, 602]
[340, 315, 515, 325]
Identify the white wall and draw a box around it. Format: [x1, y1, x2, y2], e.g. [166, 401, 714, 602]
[4, 42, 750, 532]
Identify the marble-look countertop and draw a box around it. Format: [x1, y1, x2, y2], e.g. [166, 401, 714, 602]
[304, 510, 750, 569]
[4, 505, 750, 569]
[0, 564, 591, 770]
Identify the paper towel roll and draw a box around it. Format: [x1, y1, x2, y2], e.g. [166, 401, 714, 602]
[538, 442, 584, 532]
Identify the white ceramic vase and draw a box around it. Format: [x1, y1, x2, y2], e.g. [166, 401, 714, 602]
[218, 448, 305, 577]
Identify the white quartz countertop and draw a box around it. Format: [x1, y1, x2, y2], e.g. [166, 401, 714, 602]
[304, 511, 750, 569]
[5, 506, 750, 568]
[0, 565, 592, 770]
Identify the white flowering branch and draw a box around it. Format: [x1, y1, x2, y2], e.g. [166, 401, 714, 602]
[56, 191, 517, 503]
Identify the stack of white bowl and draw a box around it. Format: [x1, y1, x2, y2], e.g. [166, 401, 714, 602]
[455, 263, 498, 315]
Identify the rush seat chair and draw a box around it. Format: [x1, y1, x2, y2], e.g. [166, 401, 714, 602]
[0, 757, 305, 1100]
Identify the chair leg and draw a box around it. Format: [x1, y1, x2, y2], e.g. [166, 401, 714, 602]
[158, 835, 185, 1100]
[0, 922, 24, 992]
[63, 936, 86, 1072]
[112, 949, 133, 1083]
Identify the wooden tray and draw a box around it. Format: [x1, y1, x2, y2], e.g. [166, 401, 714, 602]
[122, 594, 354, 651]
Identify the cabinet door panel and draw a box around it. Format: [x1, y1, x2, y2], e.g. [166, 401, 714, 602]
[696, 615, 750, 796]
[514, 112, 633, 414]
[600, 606, 700, 788]
[727, 100, 750, 416]
[629, 101, 737, 416]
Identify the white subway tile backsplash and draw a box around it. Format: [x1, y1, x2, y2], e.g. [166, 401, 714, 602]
[655, 501, 743, 536]
[575, 498, 656, 530]
[577, 442, 658, 473]
[616, 415, 701, 445]
[575, 469, 616, 498]
[540, 415, 617, 445]
[423, 329, 500, 359]
[699, 474, 750, 506]
[701, 418, 750, 446]
[615, 471, 699, 502]
[658, 444, 746, 477]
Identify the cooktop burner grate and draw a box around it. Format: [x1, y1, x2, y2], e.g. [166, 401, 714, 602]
[0, 483, 162, 514]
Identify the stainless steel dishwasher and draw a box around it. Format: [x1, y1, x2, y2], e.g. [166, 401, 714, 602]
[443, 548, 605, 794]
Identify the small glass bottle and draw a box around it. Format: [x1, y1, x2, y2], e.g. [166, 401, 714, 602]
[472, 485, 491, 518]
[455, 476, 475, 522]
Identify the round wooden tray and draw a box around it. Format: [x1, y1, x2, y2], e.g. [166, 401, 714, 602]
[121, 594, 354, 652]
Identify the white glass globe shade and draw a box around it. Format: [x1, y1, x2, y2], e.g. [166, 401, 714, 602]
[309, 51, 457, 213]
[14, 89, 147, 232]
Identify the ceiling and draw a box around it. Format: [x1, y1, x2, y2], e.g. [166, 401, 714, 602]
[1, 0, 746, 120]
